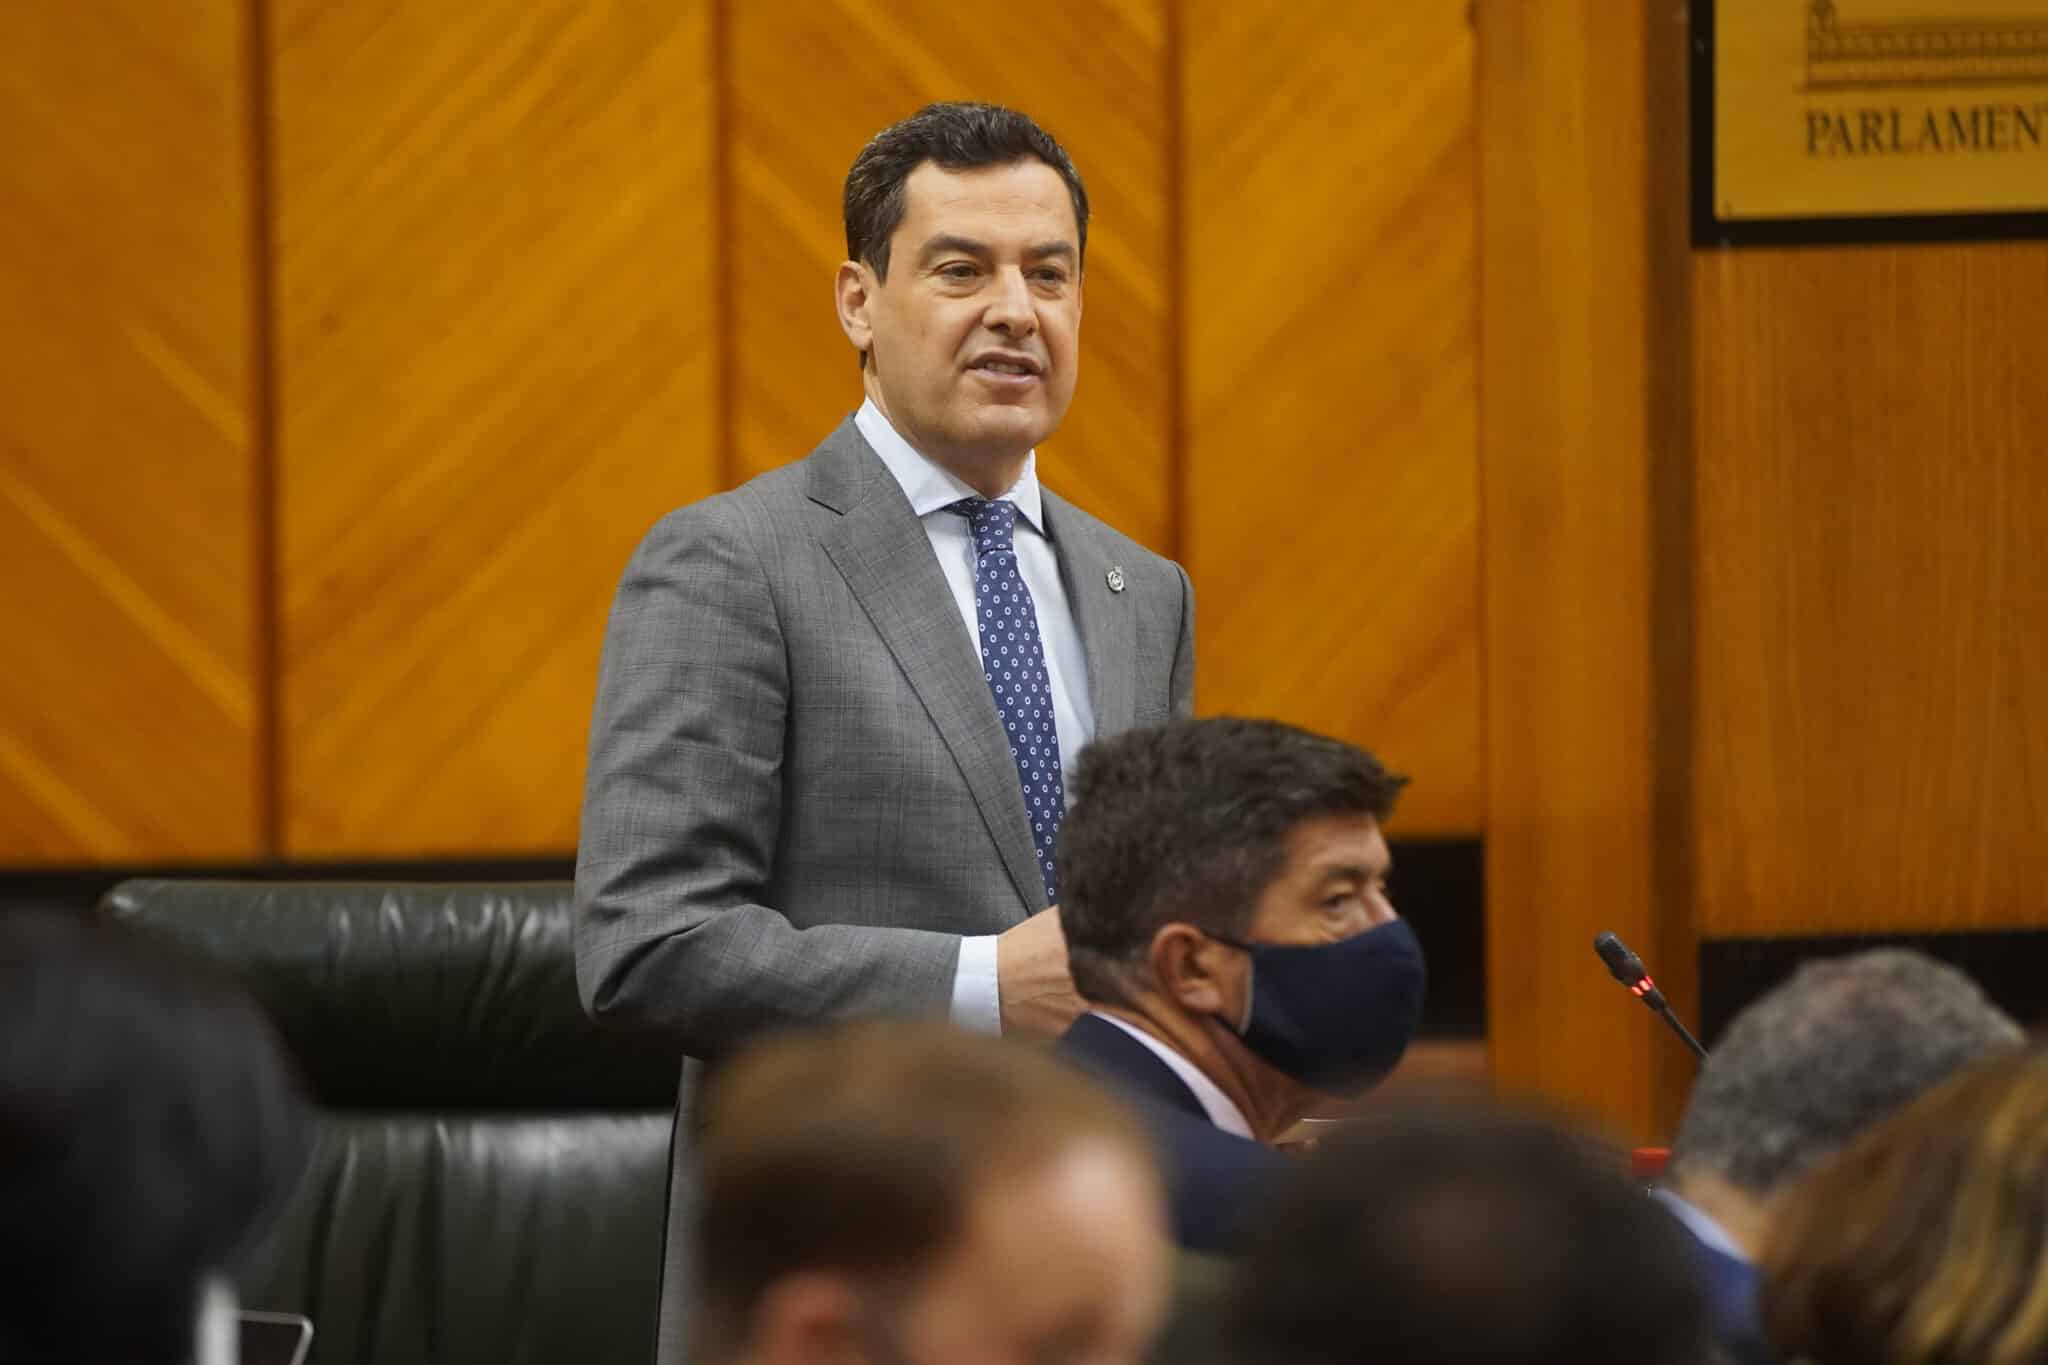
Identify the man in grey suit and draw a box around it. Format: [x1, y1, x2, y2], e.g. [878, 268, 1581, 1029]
[574, 101, 1193, 1356]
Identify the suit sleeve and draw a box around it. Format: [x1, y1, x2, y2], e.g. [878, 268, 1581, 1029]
[573, 501, 961, 1056]
[1169, 561, 1197, 719]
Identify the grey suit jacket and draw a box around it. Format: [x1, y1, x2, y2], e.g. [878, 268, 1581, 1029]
[574, 416, 1194, 1056]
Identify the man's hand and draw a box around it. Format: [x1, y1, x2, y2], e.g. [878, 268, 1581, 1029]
[996, 905, 1087, 1038]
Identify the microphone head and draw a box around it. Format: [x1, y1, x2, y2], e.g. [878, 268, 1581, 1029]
[1593, 932, 1648, 987]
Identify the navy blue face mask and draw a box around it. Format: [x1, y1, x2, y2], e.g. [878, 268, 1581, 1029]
[1207, 919, 1428, 1098]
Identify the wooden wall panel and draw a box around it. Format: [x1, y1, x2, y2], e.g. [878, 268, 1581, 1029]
[1479, 0, 1695, 1141]
[728, 0, 1173, 553]
[1694, 245, 2048, 937]
[274, 0, 718, 857]
[1182, 1, 1480, 835]
[0, 0, 259, 861]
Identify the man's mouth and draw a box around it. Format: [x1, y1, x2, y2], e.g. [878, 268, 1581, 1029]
[968, 353, 1044, 378]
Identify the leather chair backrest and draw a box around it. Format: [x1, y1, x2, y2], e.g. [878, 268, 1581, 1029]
[103, 881, 679, 1365]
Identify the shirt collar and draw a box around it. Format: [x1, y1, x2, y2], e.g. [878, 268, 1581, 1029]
[854, 398, 1046, 536]
[1649, 1187, 1751, 1263]
[1087, 1010, 1256, 1141]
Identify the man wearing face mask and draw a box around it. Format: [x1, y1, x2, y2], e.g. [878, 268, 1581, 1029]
[1055, 717, 1427, 1254]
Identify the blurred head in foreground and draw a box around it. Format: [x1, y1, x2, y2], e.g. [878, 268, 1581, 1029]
[1670, 948, 2022, 1254]
[1224, 1104, 1708, 1365]
[693, 1021, 1170, 1365]
[0, 911, 311, 1364]
[1762, 1045, 2048, 1365]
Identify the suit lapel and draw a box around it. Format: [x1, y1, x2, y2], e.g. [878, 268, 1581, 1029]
[809, 421, 1047, 916]
[1043, 490, 1137, 739]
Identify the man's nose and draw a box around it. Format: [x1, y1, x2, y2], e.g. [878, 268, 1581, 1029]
[983, 267, 1037, 335]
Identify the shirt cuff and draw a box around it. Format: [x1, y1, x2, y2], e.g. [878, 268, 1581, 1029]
[950, 934, 1003, 1035]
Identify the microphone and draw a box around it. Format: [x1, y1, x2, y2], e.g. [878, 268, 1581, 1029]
[1593, 932, 1708, 1061]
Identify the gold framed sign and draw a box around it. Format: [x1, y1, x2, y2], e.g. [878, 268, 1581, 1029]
[1695, 0, 2048, 243]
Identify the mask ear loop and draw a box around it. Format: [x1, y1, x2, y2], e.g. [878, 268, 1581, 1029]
[1199, 931, 1258, 1034]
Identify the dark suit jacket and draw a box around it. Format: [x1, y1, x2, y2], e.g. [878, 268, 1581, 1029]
[1057, 1013, 1287, 1256]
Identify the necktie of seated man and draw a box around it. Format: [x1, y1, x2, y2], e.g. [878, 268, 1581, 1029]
[947, 497, 1064, 902]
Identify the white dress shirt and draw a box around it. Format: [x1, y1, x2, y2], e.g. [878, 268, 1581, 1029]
[1088, 1010, 1255, 1139]
[854, 400, 1097, 1034]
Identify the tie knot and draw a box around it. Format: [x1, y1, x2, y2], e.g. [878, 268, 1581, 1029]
[946, 497, 1018, 553]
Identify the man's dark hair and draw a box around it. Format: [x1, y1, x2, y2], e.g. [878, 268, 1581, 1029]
[1671, 948, 2022, 1195]
[1226, 1104, 1709, 1365]
[691, 1020, 1156, 1364]
[0, 911, 312, 1364]
[843, 101, 1089, 282]
[1058, 717, 1407, 1006]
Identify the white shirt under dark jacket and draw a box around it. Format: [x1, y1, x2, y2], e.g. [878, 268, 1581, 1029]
[1088, 1010, 1255, 1139]
[854, 399, 1096, 1035]
[1649, 1187, 1749, 1263]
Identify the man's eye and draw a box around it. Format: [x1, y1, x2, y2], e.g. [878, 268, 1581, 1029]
[938, 263, 977, 280]
[1033, 268, 1068, 284]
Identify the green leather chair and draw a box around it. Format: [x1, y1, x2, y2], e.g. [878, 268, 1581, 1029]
[103, 881, 680, 1365]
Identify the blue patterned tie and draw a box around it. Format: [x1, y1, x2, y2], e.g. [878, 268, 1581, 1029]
[948, 497, 1064, 902]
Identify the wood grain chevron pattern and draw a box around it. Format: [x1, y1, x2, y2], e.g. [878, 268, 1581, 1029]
[1478, 0, 1692, 1140]
[274, 0, 717, 856]
[728, 0, 1173, 553]
[1693, 245, 2048, 936]
[0, 0, 260, 861]
[1183, 1, 1480, 834]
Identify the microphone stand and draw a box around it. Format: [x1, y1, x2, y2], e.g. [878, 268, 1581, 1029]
[1594, 932, 1709, 1062]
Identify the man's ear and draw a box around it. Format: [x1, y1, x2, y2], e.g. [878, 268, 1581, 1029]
[835, 260, 874, 361]
[1150, 923, 1236, 1019]
[752, 1272, 870, 1365]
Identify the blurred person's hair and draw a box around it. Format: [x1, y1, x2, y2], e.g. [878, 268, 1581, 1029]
[842, 101, 1089, 282]
[1761, 1045, 2048, 1365]
[1058, 717, 1407, 1007]
[1224, 1103, 1708, 1365]
[691, 1019, 1157, 1363]
[1671, 948, 2022, 1195]
[0, 910, 311, 1364]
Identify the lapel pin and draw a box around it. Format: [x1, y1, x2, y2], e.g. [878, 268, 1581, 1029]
[1106, 566, 1126, 593]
